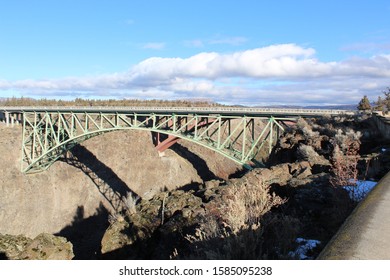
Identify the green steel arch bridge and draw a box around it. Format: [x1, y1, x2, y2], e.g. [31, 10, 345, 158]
[0, 106, 355, 174]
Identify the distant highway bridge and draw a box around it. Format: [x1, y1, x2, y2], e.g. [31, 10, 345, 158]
[0, 106, 356, 174]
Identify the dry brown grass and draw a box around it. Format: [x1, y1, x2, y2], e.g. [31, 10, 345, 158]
[178, 180, 288, 259]
[215, 180, 286, 232]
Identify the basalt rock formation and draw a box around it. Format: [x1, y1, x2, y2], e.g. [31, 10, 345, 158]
[0, 114, 387, 259]
[0, 233, 74, 260]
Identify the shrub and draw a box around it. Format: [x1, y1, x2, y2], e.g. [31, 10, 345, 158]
[302, 126, 320, 140]
[333, 129, 361, 153]
[330, 129, 361, 188]
[297, 144, 319, 162]
[121, 193, 140, 216]
[296, 118, 309, 131]
[209, 180, 286, 232]
[180, 180, 287, 259]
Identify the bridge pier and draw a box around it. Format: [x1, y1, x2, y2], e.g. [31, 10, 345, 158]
[0, 112, 22, 126]
[5, 111, 10, 126]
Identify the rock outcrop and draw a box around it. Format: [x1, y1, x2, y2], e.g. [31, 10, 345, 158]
[101, 189, 205, 259]
[99, 158, 333, 259]
[0, 124, 237, 238]
[0, 233, 74, 260]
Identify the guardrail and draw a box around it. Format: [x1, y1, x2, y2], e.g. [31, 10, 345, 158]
[0, 106, 356, 116]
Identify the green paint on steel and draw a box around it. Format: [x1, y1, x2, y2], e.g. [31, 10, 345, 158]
[21, 110, 297, 174]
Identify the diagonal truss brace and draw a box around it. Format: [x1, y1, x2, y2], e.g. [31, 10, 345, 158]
[21, 111, 296, 173]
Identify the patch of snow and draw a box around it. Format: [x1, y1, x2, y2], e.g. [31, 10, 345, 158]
[344, 180, 377, 202]
[289, 238, 321, 260]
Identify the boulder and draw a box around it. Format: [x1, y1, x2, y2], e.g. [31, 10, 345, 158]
[101, 189, 205, 258]
[0, 233, 74, 260]
[18, 233, 74, 260]
[0, 234, 31, 260]
[100, 219, 136, 255]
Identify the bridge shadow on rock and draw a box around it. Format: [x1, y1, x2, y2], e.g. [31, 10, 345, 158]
[56, 204, 109, 260]
[0, 252, 8, 260]
[170, 143, 221, 182]
[98, 210, 301, 260]
[62, 145, 140, 212]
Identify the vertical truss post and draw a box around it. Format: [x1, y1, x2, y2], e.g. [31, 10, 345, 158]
[115, 112, 119, 127]
[20, 112, 26, 172]
[194, 115, 199, 139]
[32, 112, 37, 160]
[269, 117, 274, 155]
[152, 113, 156, 129]
[217, 116, 222, 148]
[251, 118, 255, 142]
[56, 112, 61, 142]
[134, 113, 138, 128]
[70, 113, 75, 138]
[84, 112, 89, 132]
[241, 117, 247, 161]
[172, 114, 177, 132]
[44, 113, 49, 151]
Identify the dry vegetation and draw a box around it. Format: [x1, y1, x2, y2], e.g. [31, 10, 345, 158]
[0, 97, 219, 107]
[176, 180, 289, 259]
[330, 131, 361, 188]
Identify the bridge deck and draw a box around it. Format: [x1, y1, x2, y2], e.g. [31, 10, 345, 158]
[0, 106, 356, 117]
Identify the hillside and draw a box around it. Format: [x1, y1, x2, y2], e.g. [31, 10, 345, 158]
[0, 124, 239, 235]
[0, 114, 388, 259]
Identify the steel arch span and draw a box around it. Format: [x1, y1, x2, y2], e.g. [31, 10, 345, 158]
[20, 110, 295, 174]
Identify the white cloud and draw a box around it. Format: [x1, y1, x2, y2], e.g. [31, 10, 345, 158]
[130, 44, 321, 81]
[1, 44, 390, 105]
[129, 44, 390, 81]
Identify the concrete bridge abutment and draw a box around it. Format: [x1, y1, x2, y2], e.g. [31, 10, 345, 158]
[318, 171, 390, 259]
[0, 111, 22, 126]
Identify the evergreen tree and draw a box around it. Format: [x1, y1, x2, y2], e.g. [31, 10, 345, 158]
[374, 96, 384, 111]
[357, 95, 371, 111]
[383, 87, 390, 110]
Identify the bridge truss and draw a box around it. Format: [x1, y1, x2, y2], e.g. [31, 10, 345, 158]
[21, 110, 296, 173]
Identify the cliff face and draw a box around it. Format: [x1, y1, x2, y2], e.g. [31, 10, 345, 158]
[0, 123, 239, 238]
[1, 113, 386, 259]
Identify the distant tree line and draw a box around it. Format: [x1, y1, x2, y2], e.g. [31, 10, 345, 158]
[0, 97, 221, 108]
[358, 87, 390, 114]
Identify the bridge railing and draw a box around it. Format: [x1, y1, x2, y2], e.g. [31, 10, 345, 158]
[0, 106, 356, 116]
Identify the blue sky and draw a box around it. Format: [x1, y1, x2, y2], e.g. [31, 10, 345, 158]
[1, 0, 390, 105]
